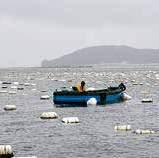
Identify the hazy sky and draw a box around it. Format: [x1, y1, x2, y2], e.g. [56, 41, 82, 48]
[0, 0, 159, 67]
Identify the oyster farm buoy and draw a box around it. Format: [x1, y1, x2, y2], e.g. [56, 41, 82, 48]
[141, 98, 153, 103]
[40, 112, 58, 119]
[133, 129, 155, 134]
[40, 95, 50, 100]
[62, 117, 80, 124]
[0, 145, 14, 157]
[4, 105, 16, 111]
[114, 125, 131, 131]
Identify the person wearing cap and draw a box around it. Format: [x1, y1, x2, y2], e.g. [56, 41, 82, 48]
[73, 81, 86, 92]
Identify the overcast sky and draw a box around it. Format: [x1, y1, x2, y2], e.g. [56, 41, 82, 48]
[0, 0, 159, 67]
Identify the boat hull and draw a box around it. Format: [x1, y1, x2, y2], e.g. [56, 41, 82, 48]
[53, 83, 126, 107]
[54, 92, 124, 107]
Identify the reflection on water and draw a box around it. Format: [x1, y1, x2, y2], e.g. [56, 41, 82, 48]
[0, 65, 159, 157]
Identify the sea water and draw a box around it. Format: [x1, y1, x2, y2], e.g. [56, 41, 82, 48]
[0, 65, 159, 158]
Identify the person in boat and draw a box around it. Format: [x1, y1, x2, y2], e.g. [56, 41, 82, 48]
[72, 81, 86, 92]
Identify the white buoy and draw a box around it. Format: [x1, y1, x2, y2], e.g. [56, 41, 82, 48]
[133, 129, 155, 134]
[114, 125, 131, 131]
[11, 86, 17, 89]
[24, 83, 30, 86]
[0, 145, 14, 157]
[13, 82, 19, 85]
[40, 112, 58, 119]
[31, 83, 36, 86]
[62, 117, 80, 124]
[4, 105, 16, 111]
[123, 93, 132, 100]
[40, 95, 50, 100]
[0, 90, 8, 93]
[2, 86, 7, 88]
[141, 98, 153, 103]
[8, 91, 17, 94]
[87, 98, 97, 105]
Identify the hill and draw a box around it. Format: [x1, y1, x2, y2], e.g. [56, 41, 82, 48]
[41, 45, 159, 67]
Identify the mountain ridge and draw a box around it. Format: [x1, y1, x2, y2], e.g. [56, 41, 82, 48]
[41, 45, 159, 67]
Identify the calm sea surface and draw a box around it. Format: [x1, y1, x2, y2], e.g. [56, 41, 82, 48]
[0, 65, 159, 158]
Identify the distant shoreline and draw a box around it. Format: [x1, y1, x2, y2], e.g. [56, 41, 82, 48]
[1, 63, 159, 70]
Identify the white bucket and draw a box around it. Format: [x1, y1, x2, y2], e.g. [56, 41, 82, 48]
[62, 117, 80, 123]
[87, 98, 97, 105]
[40, 112, 58, 119]
[123, 93, 132, 100]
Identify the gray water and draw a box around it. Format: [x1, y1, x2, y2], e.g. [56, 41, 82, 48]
[0, 65, 159, 158]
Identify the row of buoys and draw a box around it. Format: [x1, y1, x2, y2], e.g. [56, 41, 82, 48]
[40, 112, 80, 123]
[133, 129, 155, 134]
[114, 125, 155, 134]
[14, 156, 37, 158]
[0, 81, 36, 87]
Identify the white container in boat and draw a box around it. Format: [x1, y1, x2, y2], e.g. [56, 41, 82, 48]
[87, 98, 97, 105]
[40, 112, 58, 119]
[4, 105, 16, 111]
[134, 129, 155, 134]
[114, 125, 131, 131]
[86, 87, 96, 91]
[62, 117, 80, 123]
[40, 95, 50, 100]
[0, 145, 13, 156]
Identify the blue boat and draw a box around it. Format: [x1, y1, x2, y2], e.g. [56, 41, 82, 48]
[53, 83, 126, 107]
